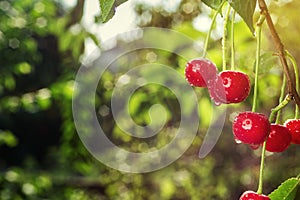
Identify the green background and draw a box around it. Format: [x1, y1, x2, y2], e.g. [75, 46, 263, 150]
[0, 0, 300, 199]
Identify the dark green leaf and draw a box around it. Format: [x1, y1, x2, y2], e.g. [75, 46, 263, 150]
[202, 0, 224, 10]
[228, 0, 257, 34]
[269, 178, 300, 200]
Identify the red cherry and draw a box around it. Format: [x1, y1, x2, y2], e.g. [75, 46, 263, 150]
[208, 82, 223, 106]
[184, 58, 218, 87]
[239, 191, 270, 200]
[249, 143, 261, 150]
[284, 119, 300, 144]
[233, 112, 270, 145]
[266, 124, 291, 152]
[211, 70, 251, 104]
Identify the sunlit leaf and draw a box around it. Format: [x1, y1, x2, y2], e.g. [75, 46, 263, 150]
[202, 0, 224, 10]
[99, 0, 128, 23]
[269, 178, 300, 200]
[202, 0, 256, 34]
[99, 0, 115, 23]
[228, 0, 256, 34]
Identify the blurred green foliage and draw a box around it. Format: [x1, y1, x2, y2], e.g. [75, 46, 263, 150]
[0, 0, 300, 199]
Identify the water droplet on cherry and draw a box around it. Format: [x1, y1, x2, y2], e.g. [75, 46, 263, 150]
[242, 119, 252, 130]
[235, 138, 242, 144]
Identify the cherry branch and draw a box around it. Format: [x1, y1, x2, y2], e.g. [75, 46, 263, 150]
[257, 0, 300, 107]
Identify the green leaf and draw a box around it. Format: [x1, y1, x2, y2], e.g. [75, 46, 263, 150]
[202, 0, 256, 33]
[99, 0, 115, 23]
[269, 178, 300, 200]
[99, 0, 128, 23]
[115, 0, 128, 7]
[228, 0, 256, 34]
[202, 0, 224, 10]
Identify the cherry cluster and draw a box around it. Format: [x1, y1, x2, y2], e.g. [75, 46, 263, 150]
[185, 58, 300, 200]
[185, 58, 250, 105]
[233, 112, 300, 153]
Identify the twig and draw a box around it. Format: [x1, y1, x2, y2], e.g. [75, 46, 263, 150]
[257, 0, 300, 107]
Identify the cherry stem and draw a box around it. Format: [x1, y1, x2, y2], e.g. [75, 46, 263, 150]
[270, 95, 292, 123]
[286, 51, 300, 119]
[257, 140, 266, 194]
[275, 75, 286, 124]
[252, 14, 265, 112]
[222, 4, 231, 71]
[257, 95, 292, 194]
[202, 0, 226, 58]
[230, 10, 236, 70]
[258, 0, 300, 108]
[255, 12, 266, 195]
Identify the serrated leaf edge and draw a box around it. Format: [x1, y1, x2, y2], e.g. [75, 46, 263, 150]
[269, 177, 300, 200]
